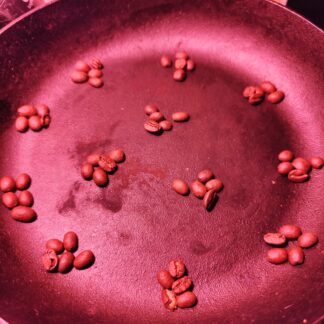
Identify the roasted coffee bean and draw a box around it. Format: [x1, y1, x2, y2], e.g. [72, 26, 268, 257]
[74, 60, 90, 72]
[172, 179, 189, 196]
[174, 58, 187, 70]
[279, 224, 302, 239]
[288, 169, 309, 183]
[1, 192, 18, 209]
[278, 150, 294, 162]
[35, 104, 50, 117]
[309, 156, 324, 169]
[190, 180, 206, 199]
[0, 176, 16, 192]
[248, 87, 265, 104]
[161, 289, 177, 311]
[203, 188, 218, 211]
[89, 77, 104, 88]
[17, 104, 37, 117]
[144, 120, 161, 133]
[71, 70, 88, 83]
[42, 249, 58, 272]
[260, 81, 277, 93]
[157, 269, 174, 289]
[267, 90, 285, 104]
[160, 55, 172, 68]
[29, 115, 43, 131]
[63, 231, 79, 252]
[169, 259, 186, 278]
[144, 104, 159, 115]
[263, 233, 286, 246]
[267, 248, 288, 264]
[81, 163, 94, 180]
[173, 69, 186, 82]
[58, 252, 75, 273]
[91, 58, 103, 70]
[46, 239, 64, 254]
[288, 246, 304, 266]
[197, 169, 214, 183]
[86, 154, 100, 166]
[186, 59, 195, 71]
[292, 157, 311, 173]
[88, 69, 103, 78]
[298, 232, 318, 248]
[205, 178, 223, 192]
[277, 162, 294, 175]
[15, 116, 29, 132]
[41, 115, 51, 128]
[172, 276, 192, 294]
[18, 191, 34, 207]
[98, 155, 117, 173]
[176, 291, 197, 308]
[175, 51, 188, 60]
[74, 250, 95, 270]
[15, 173, 31, 190]
[108, 149, 125, 163]
[149, 112, 164, 122]
[159, 120, 173, 131]
[172, 112, 190, 122]
[93, 167, 109, 187]
[243, 86, 257, 98]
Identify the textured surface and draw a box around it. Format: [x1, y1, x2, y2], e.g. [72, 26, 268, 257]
[0, 0, 324, 323]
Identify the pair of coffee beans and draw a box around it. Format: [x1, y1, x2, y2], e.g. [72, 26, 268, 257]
[71, 59, 104, 88]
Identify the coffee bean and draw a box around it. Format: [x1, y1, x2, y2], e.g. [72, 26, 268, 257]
[277, 162, 294, 175]
[29, 115, 43, 131]
[35, 104, 50, 117]
[173, 69, 186, 82]
[17, 104, 37, 117]
[108, 149, 125, 163]
[18, 191, 34, 207]
[88, 69, 103, 78]
[58, 252, 75, 273]
[1, 192, 18, 209]
[160, 55, 172, 68]
[309, 157, 324, 169]
[205, 178, 223, 192]
[267, 248, 288, 264]
[157, 269, 174, 289]
[278, 150, 294, 162]
[172, 112, 190, 122]
[263, 233, 286, 246]
[42, 249, 59, 272]
[190, 180, 206, 199]
[161, 289, 177, 311]
[292, 157, 311, 173]
[144, 120, 161, 133]
[144, 104, 159, 115]
[174, 58, 187, 70]
[46, 239, 64, 254]
[248, 87, 265, 105]
[197, 169, 214, 183]
[75, 60, 90, 72]
[15, 173, 31, 190]
[86, 154, 100, 166]
[186, 59, 195, 71]
[172, 179, 189, 196]
[81, 163, 94, 180]
[176, 291, 197, 308]
[0, 176, 16, 192]
[93, 167, 109, 187]
[298, 232, 318, 248]
[172, 276, 192, 294]
[41, 115, 51, 128]
[175, 51, 188, 60]
[243, 86, 257, 98]
[91, 58, 103, 70]
[288, 246, 304, 266]
[169, 259, 186, 278]
[63, 231, 79, 252]
[288, 169, 309, 183]
[203, 188, 218, 211]
[71, 70, 88, 83]
[149, 112, 165, 122]
[267, 90, 285, 104]
[15, 116, 29, 132]
[260, 81, 277, 93]
[159, 120, 173, 131]
[279, 224, 302, 239]
[89, 77, 104, 88]
[98, 155, 117, 173]
[74, 250, 95, 270]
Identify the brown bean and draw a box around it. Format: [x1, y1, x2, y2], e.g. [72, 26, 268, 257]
[190, 180, 206, 199]
[243, 86, 257, 98]
[18, 191, 34, 207]
[248, 87, 265, 104]
[42, 249, 58, 272]
[144, 120, 161, 133]
[93, 167, 109, 187]
[1, 192, 18, 209]
[172, 112, 190, 122]
[267, 248, 288, 264]
[176, 291, 197, 308]
[17, 104, 37, 117]
[278, 150, 294, 162]
[288, 246, 304, 266]
[298, 233, 318, 248]
[159, 120, 173, 131]
[169, 259, 186, 278]
[279, 224, 302, 239]
[174, 58, 187, 70]
[108, 149, 125, 163]
[91, 58, 103, 70]
[149, 112, 164, 122]
[292, 157, 311, 173]
[263, 233, 286, 246]
[98, 155, 117, 173]
[260, 81, 277, 93]
[277, 162, 294, 175]
[89, 77, 104, 88]
[157, 269, 174, 289]
[74, 250, 95, 270]
[81, 163, 94, 180]
[309, 156, 324, 169]
[15, 116, 29, 132]
[161, 289, 177, 311]
[267, 90, 285, 104]
[203, 188, 218, 211]
[35, 104, 50, 117]
[41, 115, 51, 128]
[288, 169, 309, 183]
[186, 59, 195, 71]
[173, 69, 186, 81]
[197, 169, 214, 183]
[160, 55, 172, 68]
[0, 176, 16, 192]
[11, 206, 36, 222]
[71, 70, 88, 83]
[63, 231, 79, 252]
[172, 179, 189, 196]
[205, 178, 223, 192]
[58, 252, 75, 273]
[175, 51, 188, 60]
[29, 115, 43, 131]
[144, 104, 159, 115]
[88, 69, 103, 78]
[172, 276, 192, 294]
[46, 239, 64, 254]
[86, 154, 100, 166]
[74, 60, 90, 72]
[15, 173, 31, 190]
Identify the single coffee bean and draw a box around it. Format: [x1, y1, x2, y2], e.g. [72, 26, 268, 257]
[81, 163, 94, 180]
[157, 269, 174, 289]
[86, 154, 100, 166]
[174, 58, 187, 70]
[42, 249, 59, 272]
[160, 55, 172, 68]
[172, 112, 190, 122]
[176, 291, 197, 308]
[88, 69, 103, 78]
[190, 180, 206, 199]
[172, 276, 192, 294]
[108, 149, 125, 163]
[149, 112, 165, 122]
[173, 69, 186, 82]
[243, 86, 257, 98]
[11, 206, 36, 222]
[15, 116, 29, 132]
[159, 120, 173, 131]
[93, 167, 109, 187]
[144, 120, 161, 133]
[277, 162, 295, 175]
[29, 115, 43, 131]
[17, 104, 37, 117]
[0, 176, 16, 192]
[74, 250, 95, 270]
[175, 51, 188, 60]
[58, 251, 75, 273]
[74, 60, 90, 72]
[35, 104, 50, 117]
[248, 87, 265, 104]
[205, 178, 223, 192]
[63, 231, 79, 252]
[309, 156, 324, 169]
[161, 289, 177, 311]
[2, 192, 18, 209]
[267, 248, 288, 264]
[298, 232, 318, 248]
[279, 224, 302, 239]
[91, 58, 103, 70]
[15, 173, 31, 190]
[41, 115, 51, 128]
[18, 191, 34, 207]
[172, 179, 190, 196]
[288, 169, 309, 183]
[71, 70, 88, 83]
[144, 104, 159, 115]
[203, 188, 218, 211]
[288, 246, 304, 266]
[260, 81, 277, 93]
[292, 157, 311, 173]
[267, 90, 285, 104]
[89, 77, 104, 88]
[263, 233, 286, 246]
[197, 169, 214, 183]
[46, 239, 64, 254]
[169, 259, 186, 278]
[278, 150, 294, 162]
[186, 59, 195, 71]
[98, 155, 117, 173]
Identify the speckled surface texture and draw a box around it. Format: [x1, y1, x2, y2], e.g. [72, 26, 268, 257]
[0, 0, 323, 323]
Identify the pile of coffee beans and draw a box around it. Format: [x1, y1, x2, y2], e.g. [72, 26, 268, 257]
[42, 231, 95, 273]
[160, 52, 195, 82]
[71, 59, 104, 88]
[157, 260, 197, 311]
[15, 104, 51, 132]
[243, 81, 285, 105]
[264, 224, 319, 266]
[277, 150, 323, 183]
[0, 173, 37, 222]
[81, 149, 125, 187]
[144, 103, 190, 134]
